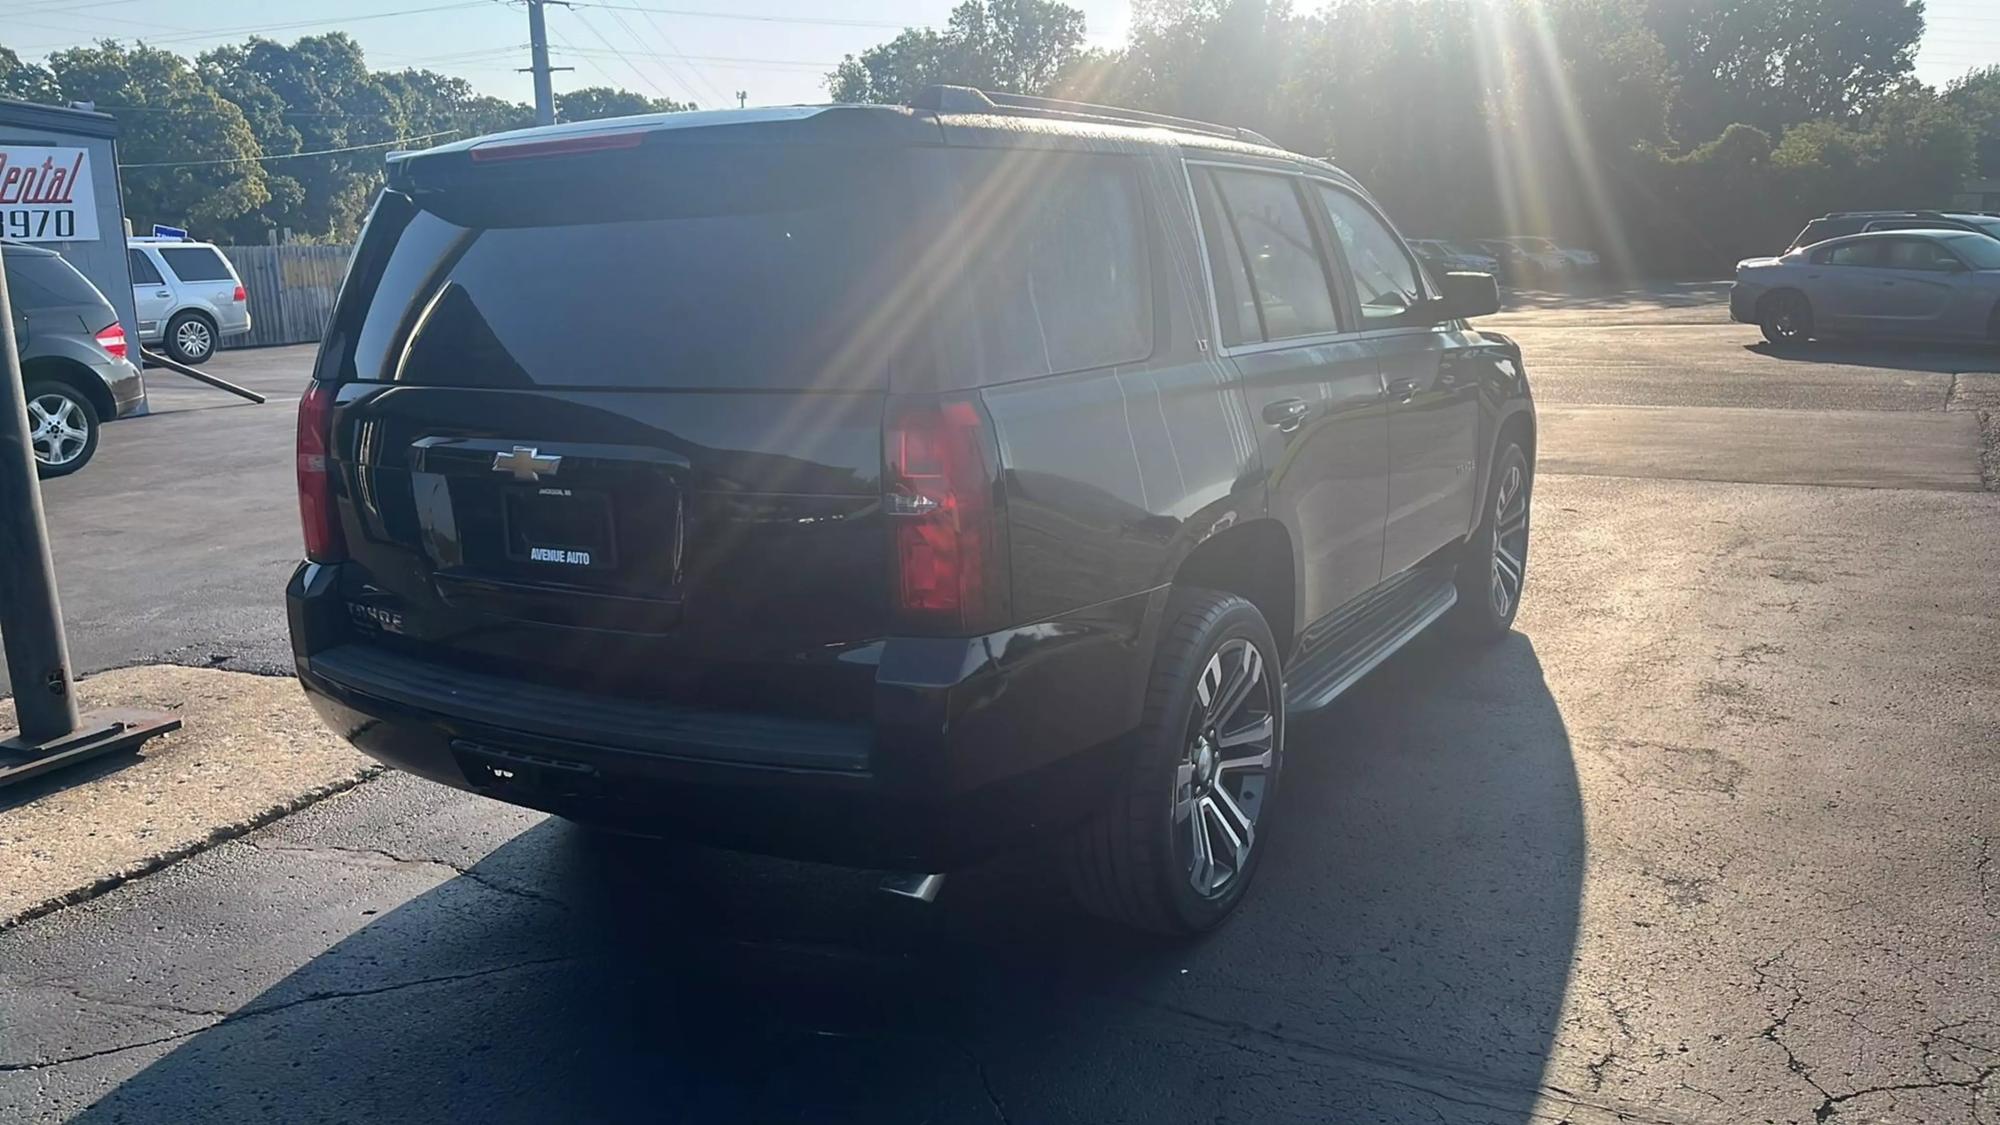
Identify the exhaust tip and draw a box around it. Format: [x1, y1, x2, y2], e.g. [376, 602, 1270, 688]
[877, 872, 946, 903]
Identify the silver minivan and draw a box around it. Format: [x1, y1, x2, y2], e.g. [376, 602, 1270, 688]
[127, 238, 252, 364]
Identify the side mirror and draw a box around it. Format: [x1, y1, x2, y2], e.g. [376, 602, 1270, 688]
[1939, 258, 1968, 273]
[1431, 271, 1500, 321]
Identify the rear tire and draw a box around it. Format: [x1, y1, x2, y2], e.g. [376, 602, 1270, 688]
[1065, 587, 1283, 935]
[25, 380, 100, 478]
[1760, 291, 1813, 347]
[165, 311, 216, 364]
[1447, 441, 1531, 642]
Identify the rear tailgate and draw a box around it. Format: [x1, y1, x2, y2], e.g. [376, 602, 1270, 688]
[313, 131, 937, 719]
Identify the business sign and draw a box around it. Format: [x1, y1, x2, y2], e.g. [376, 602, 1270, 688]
[0, 146, 99, 242]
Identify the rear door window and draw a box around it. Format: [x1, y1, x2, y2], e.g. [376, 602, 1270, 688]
[330, 146, 920, 390]
[1816, 241, 1885, 267]
[128, 249, 165, 286]
[1202, 167, 1341, 342]
[157, 246, 235, 283]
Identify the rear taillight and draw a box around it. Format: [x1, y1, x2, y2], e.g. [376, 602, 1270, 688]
[296, 380, 346, 562]
[885, 396, 1008, 634]
[93, 322, 127, 360]
[469, 131, 645, 162]
[232, 284, 246, 303]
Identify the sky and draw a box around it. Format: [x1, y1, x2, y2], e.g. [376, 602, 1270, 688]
[1, 0, 1994, 113]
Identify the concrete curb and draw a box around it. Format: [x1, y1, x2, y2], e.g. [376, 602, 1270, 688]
[1, 664, 381, 930]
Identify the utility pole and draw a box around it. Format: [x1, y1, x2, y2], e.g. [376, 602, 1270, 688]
[522, 0, 573, 127]
[736, 91, 747, 109]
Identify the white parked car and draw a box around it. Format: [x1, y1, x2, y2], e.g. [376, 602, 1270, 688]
[126, 237, 252, 364]
[1507, 236, 1597, 273]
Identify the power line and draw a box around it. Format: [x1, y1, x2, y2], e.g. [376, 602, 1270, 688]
[592, 3, 703, 104]
[559, 47, 837, 70]
[119, 129, 458, 168]
[565, 2, 906, 29]
[627, 4, 728, 105]
[568, 7, 682, 105]
[17, 2, 495, 51]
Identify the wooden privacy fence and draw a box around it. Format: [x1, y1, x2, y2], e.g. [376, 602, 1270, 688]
[216, 244, 353, 349]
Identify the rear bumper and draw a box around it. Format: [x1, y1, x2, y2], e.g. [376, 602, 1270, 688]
[288, 562, 1161, 869]
[93, 356, 148, 419]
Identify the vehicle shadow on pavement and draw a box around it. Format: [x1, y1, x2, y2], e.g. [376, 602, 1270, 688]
[67, 633, 1582, 1124]
[1744, 339, 2000, 374]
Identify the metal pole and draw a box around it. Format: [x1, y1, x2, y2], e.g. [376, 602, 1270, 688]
[0, 243, 81, 741]
[529, 0, 556, 127]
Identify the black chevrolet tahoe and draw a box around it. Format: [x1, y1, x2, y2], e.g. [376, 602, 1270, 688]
[288, 87, 1535, 934]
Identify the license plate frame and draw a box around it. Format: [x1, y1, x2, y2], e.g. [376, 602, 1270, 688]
[501, 486, 618, 571]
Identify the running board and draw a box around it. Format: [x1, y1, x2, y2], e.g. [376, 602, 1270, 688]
[1283, 572, 1458, 716]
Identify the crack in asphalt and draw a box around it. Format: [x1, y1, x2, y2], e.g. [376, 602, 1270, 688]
[1749, 946, 2000, 1122]
[1139, 996, 1700, 1125]
[1749, 947, 1836, 1119]
[948, 1040, 1012, 1124]
[238, 840, 571, 911]
[0, 955, 577, 1073]
[1976, 834, 1997, 920]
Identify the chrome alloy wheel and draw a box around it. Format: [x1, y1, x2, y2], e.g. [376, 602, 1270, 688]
[175, 317, 214, 360]
[1175, 639, 1275, 899]
[28, 392, 88, 467]
[1490, 462, 1529, 619]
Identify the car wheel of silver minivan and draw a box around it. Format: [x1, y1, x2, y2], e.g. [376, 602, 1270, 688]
[25, 380, 100, 478]
[166, 311, 216, 365]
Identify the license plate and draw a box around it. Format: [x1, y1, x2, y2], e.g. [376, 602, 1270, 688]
[503, 487, 616, 569]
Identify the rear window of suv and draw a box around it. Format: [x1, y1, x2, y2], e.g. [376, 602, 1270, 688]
[158, 246, 235, 282]
[325, 143, 1156, 392]
[329, 145, 923, 392]
[4, 253, 108, 310]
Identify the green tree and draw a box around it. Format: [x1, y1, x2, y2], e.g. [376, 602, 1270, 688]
[1644, 0, 1927, 142]
[198, 34, 402, 242]
[377, 68, 532, 143]
[828, 0, 1088, 103]
[0, 45, 57, 102]
[1942, 65, 2000, 179]
[43, 42, 269, 235]
[555, 85, 688, 123]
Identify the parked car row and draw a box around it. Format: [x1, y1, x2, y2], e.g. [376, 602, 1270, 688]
[1407, 236, 1598, 286]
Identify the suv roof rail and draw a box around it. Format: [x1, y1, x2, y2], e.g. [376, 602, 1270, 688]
[909, 84, 1277, 147]
[1826, 209, 1945, 219]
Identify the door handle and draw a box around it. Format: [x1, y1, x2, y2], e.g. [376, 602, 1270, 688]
[154, 289, 172, 297]
[1262, 398, 1310, 432]
[1385, 378, 1421, 402]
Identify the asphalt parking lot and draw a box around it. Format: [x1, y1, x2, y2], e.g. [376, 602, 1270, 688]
[3, 291, 1997, 1124]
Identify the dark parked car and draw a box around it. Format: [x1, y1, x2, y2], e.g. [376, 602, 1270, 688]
[4, 242, 146, 477]
[288, 88, 1535, 933]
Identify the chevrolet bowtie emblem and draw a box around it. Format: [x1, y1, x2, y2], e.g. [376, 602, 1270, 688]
[492, 445, 561, 482]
